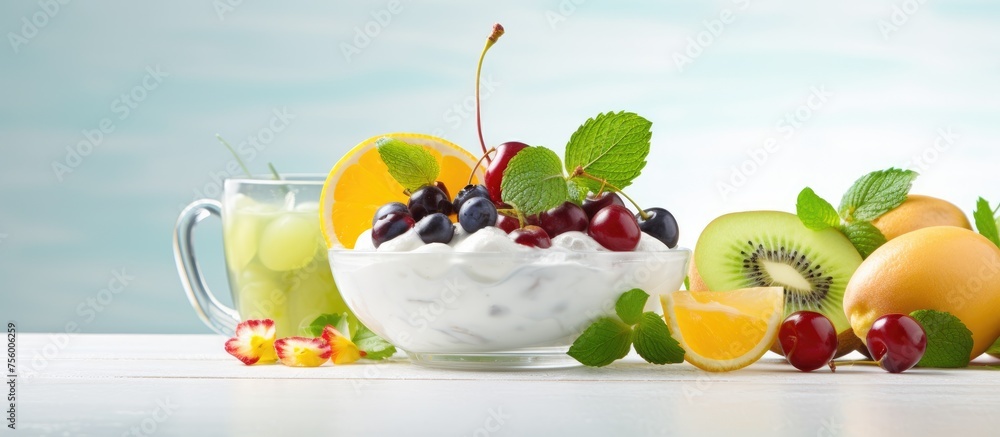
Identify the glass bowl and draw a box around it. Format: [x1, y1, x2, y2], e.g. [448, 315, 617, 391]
[329, 248, 690, 370]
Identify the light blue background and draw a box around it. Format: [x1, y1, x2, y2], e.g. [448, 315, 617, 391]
[2, 1, 998, 333]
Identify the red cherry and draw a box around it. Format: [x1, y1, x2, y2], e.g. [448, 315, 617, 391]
[495, 214, 520, 234]
[538, 201, 589, 237]
[588, 205, 641, 251]
[510, 225, 551, 248]
[866, 314, 927, 373]
[582, 192, 626, 219]
[778, 311, 838, 372]
[484, 142, 529, 203]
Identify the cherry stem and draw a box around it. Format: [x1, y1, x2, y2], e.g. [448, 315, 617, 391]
[571, 167, 650, 220]
[468, 147, 496, 185]
[476, 23, 504, 164]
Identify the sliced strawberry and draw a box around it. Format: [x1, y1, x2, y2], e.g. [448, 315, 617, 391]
[224, 319, 278, 365]
[274, 336, 332, 367]
[322, 325, 363, 364]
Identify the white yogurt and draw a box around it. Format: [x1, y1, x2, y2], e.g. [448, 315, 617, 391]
[333, 225, 687, 354]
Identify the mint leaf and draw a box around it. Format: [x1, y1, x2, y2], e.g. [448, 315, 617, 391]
[838, 168, 918, 222]
[797, 187, 840, 231]
[633, 312, 685, 365]
[566, 178, 588, 204]
[988, 337, 1000, 357]
[306, 313, 350, 337]
[910, 309, 973, 368]
[564, 112, 652, 191]
[683, 275, 691, 291]
[352, 325, 397, 360]
[500, 146, 568, 215]
[840, 221, 887, 259]
[615, 289, 648, 325]
[376, 137, 440, 192]
[973, 197, 1000, 248]
[567, 317, 633, 367]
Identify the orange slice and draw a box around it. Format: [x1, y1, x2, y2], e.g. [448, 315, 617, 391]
[660, 287, 784, 372]
[320, 133, 484, 249]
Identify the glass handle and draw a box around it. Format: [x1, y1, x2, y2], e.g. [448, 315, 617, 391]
[173, 199, 240, 336]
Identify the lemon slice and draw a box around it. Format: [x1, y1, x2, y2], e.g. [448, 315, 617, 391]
[320, 133, 484, 249]
[661, 287, 784, 372]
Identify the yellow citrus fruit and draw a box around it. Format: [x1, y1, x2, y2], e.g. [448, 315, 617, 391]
[660, 287, 784, 372]
[871, 194, 971, 240]
[320, 133, 484, 249]
[844, 226, 1000, 358]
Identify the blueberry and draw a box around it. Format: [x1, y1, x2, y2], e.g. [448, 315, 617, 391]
[415, 213, 455, 244]
[408, 185, 453, 221]
[372, 202, 410, 226]
[372, 212, 415, 248]
[453, 184, 491, 213]
[636, 207, 679, 248]
[458, 197, 498, 233]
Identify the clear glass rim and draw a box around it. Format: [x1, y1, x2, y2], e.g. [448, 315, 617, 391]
[224, 173, 326, 185]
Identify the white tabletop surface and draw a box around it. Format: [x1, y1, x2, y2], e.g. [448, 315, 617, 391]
[10, 333, 1000, 436]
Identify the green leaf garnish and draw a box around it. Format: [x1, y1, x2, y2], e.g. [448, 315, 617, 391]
[615, 288, 648, 325]
[633, 312, 685, 365]
[353, 325, 397, 360]
[838, 168, 918, 223]
[566, 317, 633, 367]
[910, 309, 973, 368]
[840, 221, 887, 259]
[796, 187, 839, 231]
[306, 313, 351, 337]
[566, 178, 588, 204]
[973, 197, 1000, 248]
[308, 313, 397, 360]
[216, 134, 252, 177]
[500, 146, 569, 215]
[376, 137, 441, 192]
[569, 289, 684, 367]
[564, 111, 652, 192]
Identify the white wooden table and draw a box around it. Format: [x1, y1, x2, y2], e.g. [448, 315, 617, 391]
[11, 333, 1000, 436]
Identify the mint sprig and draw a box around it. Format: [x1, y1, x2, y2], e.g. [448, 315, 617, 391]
[376, 137, 441, 192]
[973, 197, 1000, 248]
[307, 313, 397, 360]
[500, 146, 569, 215]
[839, 221, 887, 259]
[910, 309, 973, 368]
[568, 289, 684, 367]
[564, 111, 652, 192]
[795, 168, 916, 258]
[796, 187, 839, 231]
[838, 168, 918, 223]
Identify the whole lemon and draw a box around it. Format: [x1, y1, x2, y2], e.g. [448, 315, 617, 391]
[871, 195, 970, 241]
[843, 226, 1000, 358]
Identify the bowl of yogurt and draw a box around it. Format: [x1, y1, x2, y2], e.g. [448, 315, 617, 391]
[329, 226, 690, 369]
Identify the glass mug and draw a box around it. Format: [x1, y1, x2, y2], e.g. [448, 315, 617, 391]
[173, 175, 353, 338]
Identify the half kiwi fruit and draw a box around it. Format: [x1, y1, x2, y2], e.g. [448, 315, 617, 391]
[693, 211, 862, 357]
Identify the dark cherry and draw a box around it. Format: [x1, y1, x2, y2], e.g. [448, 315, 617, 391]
[867, 314, 927, 373]
[778, 311, 839, 372]
[408, 185, 453, 221]
[538, 201, 589, 237]
[453, 184, 491, 213]
[372, 202, 410, 226]
[495, 213, 520, 233]
[372, 212, 415, 248]
[582, 192, 626, 219]
[510, 225, 552, 248]
[588, 205, 641, 251]
[636, 207, 679, 248]
[458, 197, 498, 233]
[484, 141, 529, 203]
[414, 213, 455, 244]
